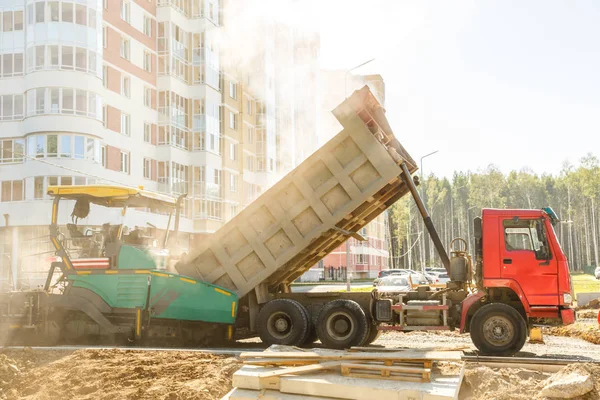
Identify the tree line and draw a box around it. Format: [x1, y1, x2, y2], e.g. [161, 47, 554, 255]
[388, 154, 600, 272]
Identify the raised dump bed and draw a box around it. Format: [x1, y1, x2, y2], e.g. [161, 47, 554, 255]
[176, 86, 417, 299]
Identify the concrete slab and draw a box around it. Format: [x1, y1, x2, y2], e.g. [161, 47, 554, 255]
[233, 366, 462, 400]
[225, 388, 339, 400]
[577, 292, 600, 306]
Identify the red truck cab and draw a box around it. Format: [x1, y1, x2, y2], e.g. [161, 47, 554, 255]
[480, 208, 574, 319]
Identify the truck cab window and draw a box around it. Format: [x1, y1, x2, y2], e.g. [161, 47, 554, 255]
[503, 219, 550, 260]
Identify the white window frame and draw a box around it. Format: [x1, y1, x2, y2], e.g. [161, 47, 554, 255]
[120, 151, 129, 173]
[247, 127, 253, 144]
[229, 81, 237, 99]
[102, 26, 107, 48]
[143, 51, 151, 72]
[120, 113, 130, 136]
[229, 142, 236, 161]
[121, 75, 130, 98]
[229, 111, 236, 130]
[102, 65, 108, 87]
[143, 15, 152, 36]
[144, 122, 151, 143]
[100, 145, 106, 167]
[144, 87, 152, 107]
[229, 174, 237, 192]
[120, 0, 130, 23]
[120, 37, 130, 60]
[143, 158, 151, 179]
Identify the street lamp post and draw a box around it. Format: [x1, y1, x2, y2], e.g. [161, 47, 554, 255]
[419, 151, 439, 272]
[345, 58, 376, 98]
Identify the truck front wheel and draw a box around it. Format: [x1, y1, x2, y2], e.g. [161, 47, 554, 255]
[316, 299, 369, 349]
[470, 303, 526, 356]
[257, 299, 310, 346]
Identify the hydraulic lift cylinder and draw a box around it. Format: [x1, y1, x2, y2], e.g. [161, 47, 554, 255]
[399, 162, 451, 273]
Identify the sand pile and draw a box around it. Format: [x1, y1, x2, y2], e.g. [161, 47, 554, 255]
[460, 363, 600, 400]
[546, 322, 600, 345]
[0, 348, 241, 400]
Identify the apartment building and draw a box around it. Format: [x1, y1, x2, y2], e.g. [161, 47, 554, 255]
[0, 0, 319, 289]
[302, 71, 390, 281]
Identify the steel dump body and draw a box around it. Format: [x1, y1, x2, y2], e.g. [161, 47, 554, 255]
[176, 87, 417, 298]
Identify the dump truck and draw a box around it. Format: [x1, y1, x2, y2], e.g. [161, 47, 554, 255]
[0, 87, 574, 356]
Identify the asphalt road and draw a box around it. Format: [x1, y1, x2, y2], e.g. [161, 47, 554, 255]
[292, 282, 374, 293]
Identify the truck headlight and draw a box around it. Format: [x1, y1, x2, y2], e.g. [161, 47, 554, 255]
[563, 293, 572, 304]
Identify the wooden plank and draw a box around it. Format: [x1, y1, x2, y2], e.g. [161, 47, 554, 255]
[349, 345, 469, 353]
[340, 362, 428, 375]
[341, 370, 426, 383]
[244, 359, 316, 367]
[233, 363, 341, 391]
[240, 350, 462, 362]
[256, 362, 342, 379]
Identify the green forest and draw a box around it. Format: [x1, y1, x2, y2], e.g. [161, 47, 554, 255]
[388, 154, 600, 272]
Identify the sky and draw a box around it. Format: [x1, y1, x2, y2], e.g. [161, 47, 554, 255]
[313, 0, 600, 179]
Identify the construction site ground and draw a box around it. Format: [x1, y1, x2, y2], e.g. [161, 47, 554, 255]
[1, 311, 598, 400]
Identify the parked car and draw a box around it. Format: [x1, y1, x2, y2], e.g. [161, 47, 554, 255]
[373, 269, 408, 286]
[432, 272, 450, 284]
[595, 266, 600, 280]
[375, 276, 411, 292]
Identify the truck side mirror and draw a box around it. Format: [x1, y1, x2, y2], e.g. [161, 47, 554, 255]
[473, 217, 482, 240]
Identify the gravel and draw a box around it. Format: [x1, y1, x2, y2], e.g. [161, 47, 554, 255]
[372, 330, 600, 361]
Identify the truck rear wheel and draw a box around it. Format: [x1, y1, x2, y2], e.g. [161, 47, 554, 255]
[257, 299, 310, 346]
[470, 303, 526, 356]
[316, 299, 369, 349]
[362, 324, 382, 346]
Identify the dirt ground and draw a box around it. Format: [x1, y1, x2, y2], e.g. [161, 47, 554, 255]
[1, 327, 599, 400]
[459, 363, 600, 400]
[0, 348, 241, 400]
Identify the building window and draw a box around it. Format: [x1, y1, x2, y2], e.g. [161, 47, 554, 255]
[27, 45, 98, 75]
[143, 51, 151, 72]
[229, 111, 236, 130]
[1, 180, 24, 202]
[121, 76, 130, 98]
[229, 175, 237, 192]
[144, 123, 151, 142]
[247, 127, 253, 144]
[121, 113, 130, 136]
[102, 105, 107, 127]
[102, 65, 108, 87]
[213, 169, 221, 185]
[0, 94, 24, 121]
[246, 99, 252, 115]
[34, 176, 44, 199]
[143, 15, 152, 36]
[103, 0, 108, 9]
[143, 158, 151, 179]
[144, 87, 152, 107]
[229, 82, 237, 99]
[120, 0, 130, 23]
[102, 26, 107, 48]
[100, 145, 106, 167]
[120, 151, 129, 173]
[0, 139, 25, 163]
[120, 37, 130, 60]
[229, 143, 236, 161]
[35, 2, 45, 23]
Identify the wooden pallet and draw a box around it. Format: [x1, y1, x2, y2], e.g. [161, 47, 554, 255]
[340, 360, 431, 382]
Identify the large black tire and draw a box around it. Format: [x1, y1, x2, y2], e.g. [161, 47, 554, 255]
[361, 323, 382, 346]
[257, 299, 310, 346]
[470, 303, 527, 356]
[316, 299, 369, 349]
